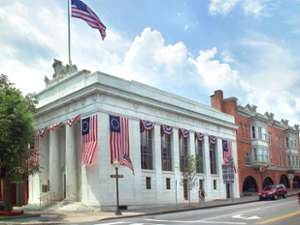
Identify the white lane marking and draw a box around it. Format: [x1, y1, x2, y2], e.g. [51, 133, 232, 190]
[94, 222, 126, 225]
[232, 215, 261, 220]
[199, 198, 295, 221]
[145, 218, 246, 224]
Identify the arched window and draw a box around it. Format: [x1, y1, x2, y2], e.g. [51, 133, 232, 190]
[242, 176, 258, 194]
[279, 175, 290, 188]
[263, 177, 274, 189]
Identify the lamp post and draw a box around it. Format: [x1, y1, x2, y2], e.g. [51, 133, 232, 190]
[110, 161, 123, 215]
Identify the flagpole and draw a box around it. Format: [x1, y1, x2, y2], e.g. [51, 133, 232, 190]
[67, 0, 72, 65]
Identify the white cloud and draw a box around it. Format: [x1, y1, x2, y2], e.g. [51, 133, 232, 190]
[208, 0, 273, 16]
[239, 35, 300, 123]
[191, 47, 240, 91]
[209, 0, 239, 15]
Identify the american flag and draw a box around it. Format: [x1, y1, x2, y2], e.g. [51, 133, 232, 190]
[222, 140, 237, 173]
[110, 115, 133, 172]
[71, 0, 106, 40]
[222, 139, 232, 164]
[81, 115, 98, 165]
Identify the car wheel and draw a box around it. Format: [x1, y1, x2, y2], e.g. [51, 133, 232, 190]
[259, 197, 263, 201]
[273, 195, 278, 200]
[283, 193, 287, 198]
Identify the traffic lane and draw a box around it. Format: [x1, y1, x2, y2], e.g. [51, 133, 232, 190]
[141, 199, 292, 223]
[187, 197, 298, 225]
[90, 197, 298, 225]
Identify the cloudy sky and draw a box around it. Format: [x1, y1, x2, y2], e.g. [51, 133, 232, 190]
[1, 0, 300, 124]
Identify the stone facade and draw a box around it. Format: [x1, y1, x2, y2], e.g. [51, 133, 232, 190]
[211, 90, 300, 195]
[28, 62, 240, 209]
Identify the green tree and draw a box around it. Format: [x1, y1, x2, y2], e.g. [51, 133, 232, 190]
[0, 74, 38, 211]
[181, 154, 197, 207]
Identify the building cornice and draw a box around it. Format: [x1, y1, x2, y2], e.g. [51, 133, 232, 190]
[36, 71, 238, 131]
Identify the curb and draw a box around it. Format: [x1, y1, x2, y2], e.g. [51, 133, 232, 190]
[0, 213, 41, 221]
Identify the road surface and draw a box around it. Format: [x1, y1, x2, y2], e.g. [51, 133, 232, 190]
[88, 196, 300, 225]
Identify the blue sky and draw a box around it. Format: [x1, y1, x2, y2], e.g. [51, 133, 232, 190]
[2, 0, 300, 124]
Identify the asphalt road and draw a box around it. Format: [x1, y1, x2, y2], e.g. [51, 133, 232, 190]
[88, 196, 300, 225]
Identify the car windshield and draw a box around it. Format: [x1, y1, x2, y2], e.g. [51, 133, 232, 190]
[263, 185, 276, 191]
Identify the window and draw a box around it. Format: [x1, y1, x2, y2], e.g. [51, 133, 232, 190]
[286, 137, 289, 148]
[268, 133, 272, 145]
[252, 126, 256, 139]
[166, 178, 171, 190]
[258, 127, 262, 139]
[183, 179, 188, 200]
[199, 179, 204, 190]
[146, 177, 151, 189]
[179, 134, 189, 172]
[254, 148, 257, 160]
[141, 128, 153, 169]
[209, 142, 217, 174]
[195, 138, 204, 173]
[213, 180, 217, 190]
[161, 133, 172, 171]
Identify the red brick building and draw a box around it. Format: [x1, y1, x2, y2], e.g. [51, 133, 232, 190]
[211, 90, 300, 195]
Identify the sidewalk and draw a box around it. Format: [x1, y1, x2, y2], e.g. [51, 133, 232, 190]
[0, 191, 298, 225]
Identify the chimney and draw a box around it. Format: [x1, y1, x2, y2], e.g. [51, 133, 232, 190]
[210, 90, 224, 111]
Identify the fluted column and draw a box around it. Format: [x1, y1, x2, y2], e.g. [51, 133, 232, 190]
[203, 135, 211, 200]
[189, 132, 197, 202]
[49, 129, 62, 200]
[217, 138, 226, 198]
[65, 125, 78, 201]
[154, 124, 162, 201]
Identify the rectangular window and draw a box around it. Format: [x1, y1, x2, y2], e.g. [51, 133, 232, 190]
[209, 142, 217, 174]
[146, 177, 151, 189]
[179, 135, 189, 172]
[183, 179, 188, 200]
[286, 137, 289, 148]
[252, 126, 256, 139]
[141, 129, 153, 169]
[254, 148, 257, 160]
[258, 127, 262, 139]
[161, 133, 172, 171]
[213, 180, 217, 190]
[166, 178, 171, 190]
[195, 139, 204, 173]
[199, 179, 204, 190]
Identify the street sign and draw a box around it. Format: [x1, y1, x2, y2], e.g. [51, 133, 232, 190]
[222, 164, 234, 183]
[110, 174, 124, 178]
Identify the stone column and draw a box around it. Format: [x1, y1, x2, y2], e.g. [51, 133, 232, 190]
[217, 138, 226, 199]
[188, 132, 197, 202]
[65, 125, 78, 201]
[173, 129, 181, 202]
[49, 129, 62, 201]
[154, 124, 162, 201]
[203, 135, 211, 200]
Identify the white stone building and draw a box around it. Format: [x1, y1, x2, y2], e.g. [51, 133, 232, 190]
[28, 61, 240, 209]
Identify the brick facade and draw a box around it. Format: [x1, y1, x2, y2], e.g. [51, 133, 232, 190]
[211, 90, 300, 194]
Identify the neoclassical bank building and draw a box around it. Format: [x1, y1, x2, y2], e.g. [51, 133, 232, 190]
[29, 60, 240, 209]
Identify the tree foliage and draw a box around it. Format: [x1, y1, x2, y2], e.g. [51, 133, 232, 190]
[0, 74, 38, 179]
[181, 154, 198, 206]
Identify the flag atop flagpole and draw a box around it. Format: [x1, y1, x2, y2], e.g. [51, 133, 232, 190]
[71, 0, 106, 40]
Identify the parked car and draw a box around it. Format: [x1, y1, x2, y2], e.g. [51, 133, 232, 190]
[258, 184, 287, 200]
